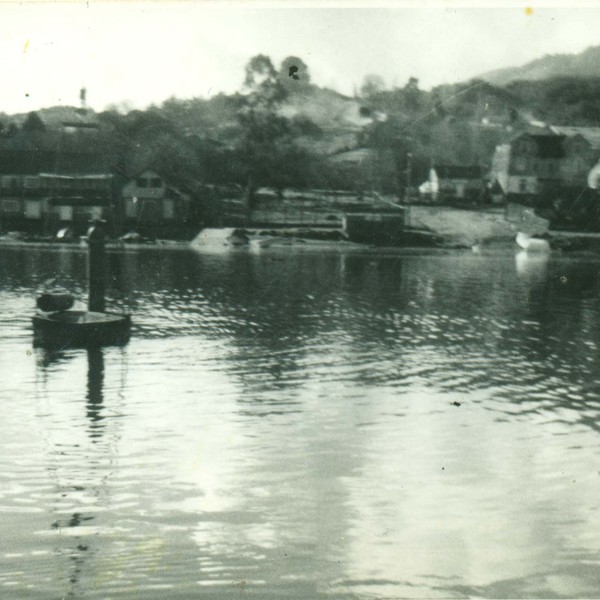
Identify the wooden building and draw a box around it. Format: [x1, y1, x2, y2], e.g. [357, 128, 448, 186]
[488, 128, 600, 199]
[490, 131, 566, 199]
[0, 173, 114, 235]
[120, 170, 191, 236]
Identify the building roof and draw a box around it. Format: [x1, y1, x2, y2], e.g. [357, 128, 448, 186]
[39, 173, 112, 180]
[550, 126, 600, 150]
[433, 165, 482, 179]
[11, 107, 100, 130]
[328, 148, 374, 164]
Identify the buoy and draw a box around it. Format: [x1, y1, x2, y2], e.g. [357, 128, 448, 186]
[32, 220, 131, 348]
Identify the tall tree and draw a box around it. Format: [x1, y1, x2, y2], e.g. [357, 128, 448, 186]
[360, 74, 386, 99]
[279, 56, 311, 90]
[236, 55, 297, 203]
[243, 54, 286, 109]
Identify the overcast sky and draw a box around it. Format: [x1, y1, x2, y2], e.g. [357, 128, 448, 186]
[2, 1, 600, 114]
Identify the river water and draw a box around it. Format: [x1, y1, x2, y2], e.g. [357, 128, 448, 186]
[2, 243, 600, 599]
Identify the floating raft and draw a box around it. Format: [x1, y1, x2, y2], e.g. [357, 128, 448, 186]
[33, 310, 131, 348]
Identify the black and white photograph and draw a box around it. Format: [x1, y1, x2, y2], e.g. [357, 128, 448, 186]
[3, 1, 600, 598]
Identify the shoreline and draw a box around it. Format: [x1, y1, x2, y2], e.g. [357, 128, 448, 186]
[4, 228, 600, 256]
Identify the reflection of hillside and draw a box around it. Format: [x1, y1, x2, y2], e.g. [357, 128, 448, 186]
[113, 249, 600, 425]
[14, 244, 600, 435]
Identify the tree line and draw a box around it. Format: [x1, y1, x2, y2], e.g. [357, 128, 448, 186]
[3, 55, 600, 210]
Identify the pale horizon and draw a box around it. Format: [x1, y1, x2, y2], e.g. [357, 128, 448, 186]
[2, 1, 600, 115]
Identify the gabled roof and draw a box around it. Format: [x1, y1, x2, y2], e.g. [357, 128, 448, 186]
[433, 165, 482, 179]
[550, 126, 600, 150]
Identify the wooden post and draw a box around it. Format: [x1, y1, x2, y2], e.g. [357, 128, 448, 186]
[87, 220, 106, 313]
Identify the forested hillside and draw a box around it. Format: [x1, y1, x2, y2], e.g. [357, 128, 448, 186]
[480, 45, 600, 86]
[3, 51, 600, 198]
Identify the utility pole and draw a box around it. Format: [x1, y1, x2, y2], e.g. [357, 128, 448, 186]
[405, 152, 413, 202]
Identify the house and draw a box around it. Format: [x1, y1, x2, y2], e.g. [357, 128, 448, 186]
[120, 170, 191, 234]
[0, 105, 113, 235]
[421, 165, 484, 203]
[490, 131, 565, 199]
[550, 126, 600, 186]
[39, 174, 113, 234]
[0, 172, 114, 235]
[9, 106, 101, 134]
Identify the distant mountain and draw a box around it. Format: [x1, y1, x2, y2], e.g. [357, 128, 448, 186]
[480, 45, 600, 86]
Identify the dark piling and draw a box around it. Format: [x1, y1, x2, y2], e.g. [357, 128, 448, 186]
[87, 221, 106, 313]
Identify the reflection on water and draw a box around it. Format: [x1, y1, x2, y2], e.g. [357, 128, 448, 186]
[86, 349, 105, 439]
[2, 245, 600, 598]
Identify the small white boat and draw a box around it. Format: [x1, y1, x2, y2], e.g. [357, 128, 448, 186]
[191, 228, 249, 249]
[516, 232, 550, 253]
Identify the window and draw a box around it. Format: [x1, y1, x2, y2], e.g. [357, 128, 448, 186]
[24, 176, 40, 189]
[2, 199, 20, 214]
[519, 179, 527, 192]
[136, 178, 149, 188]
[54, 206, 73, 221]
[125, 198, 137, 218]
[515, 157, 527, 173]
[1, 176, 20, 190]
[163, 199, 175, 219]
[25, 200, 41, 219]
[90, 206, 103, 220]
[151, 178, 162, 188]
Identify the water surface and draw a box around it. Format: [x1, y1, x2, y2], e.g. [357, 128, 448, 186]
[2, 244, 600, 599]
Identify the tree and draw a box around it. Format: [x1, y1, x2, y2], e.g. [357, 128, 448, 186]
[404, 76, 422, 111]
[243, 54, 286, 109]
[22, 111, 46, 133]
[360, 74, 385, 99]
[279, 56, 311, 89]
[236, 55, 300, 202]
